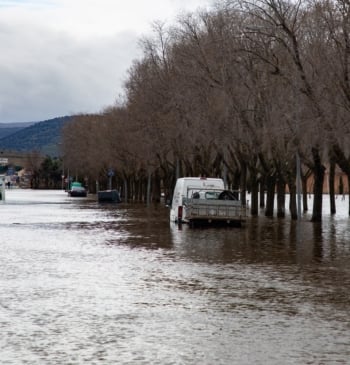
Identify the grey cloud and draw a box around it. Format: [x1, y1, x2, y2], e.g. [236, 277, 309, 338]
[0, 22, 140, 123]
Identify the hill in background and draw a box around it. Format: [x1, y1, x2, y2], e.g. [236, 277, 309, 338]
[0, 116, 72, 156]
[0, 122, 34, 140]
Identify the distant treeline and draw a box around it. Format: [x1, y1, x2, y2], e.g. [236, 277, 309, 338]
[62, 0, 350, 221]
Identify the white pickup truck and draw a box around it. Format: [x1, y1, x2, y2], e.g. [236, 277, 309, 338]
[169, 177, 247, 226]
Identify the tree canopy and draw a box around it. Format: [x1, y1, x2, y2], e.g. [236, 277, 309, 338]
[62, 0, 350, 220]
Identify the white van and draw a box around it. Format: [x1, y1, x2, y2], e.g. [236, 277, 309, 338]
[170, 177, 225, 223]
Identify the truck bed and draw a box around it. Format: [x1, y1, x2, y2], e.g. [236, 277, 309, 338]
[184, 198, 247, 224]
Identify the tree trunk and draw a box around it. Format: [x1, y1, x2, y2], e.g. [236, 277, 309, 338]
[265, 174, 276, 217]
[348, 177, 350, 216]
[123, 177, 128, 202]
[133, 179, 137, 201]
[289, 182, 298, 220]
[329, 159, 336, 215]
[134, 179, 138, 201]
[311, 148, 325, 222]
[152, 169, 161, 203]
[223, 163, 228, 189]
[240, 160, 247, 207]
[276, 177, 286, 218]
[301, 175, 308, 212]
[330, 144, 350, 216]
[259, 177, 265, 208]
[250, 176, 259, 216]
[176, 158, 180, 180]
[146, 170, 152, 206]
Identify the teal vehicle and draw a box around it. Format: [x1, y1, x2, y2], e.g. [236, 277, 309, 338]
[68, 181, 87, 197]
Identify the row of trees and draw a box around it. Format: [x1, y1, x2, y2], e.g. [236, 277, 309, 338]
[62, 0, 350, 221]
[24, 153, 63, 189]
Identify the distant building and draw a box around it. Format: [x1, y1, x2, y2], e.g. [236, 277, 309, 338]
[18, 169, 32, 188]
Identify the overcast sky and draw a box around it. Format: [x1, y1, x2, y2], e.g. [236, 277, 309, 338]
[0, 0, 213, 124]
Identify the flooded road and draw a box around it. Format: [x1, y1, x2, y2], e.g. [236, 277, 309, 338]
[1, 189, 350, 364]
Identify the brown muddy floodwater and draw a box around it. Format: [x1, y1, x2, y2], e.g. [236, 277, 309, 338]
[0, 189, 349, 364]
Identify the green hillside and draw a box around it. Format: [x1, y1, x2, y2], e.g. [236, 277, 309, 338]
[0, 122, 34, 139]
[0, 116, 72, 156]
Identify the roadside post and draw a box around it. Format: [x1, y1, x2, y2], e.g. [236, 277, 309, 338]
[108, 168, 114, 190]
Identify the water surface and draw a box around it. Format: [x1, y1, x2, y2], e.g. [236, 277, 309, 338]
[1, 190, 349, 364]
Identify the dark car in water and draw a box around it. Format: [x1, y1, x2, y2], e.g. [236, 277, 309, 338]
[68, 182, 87, 197]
